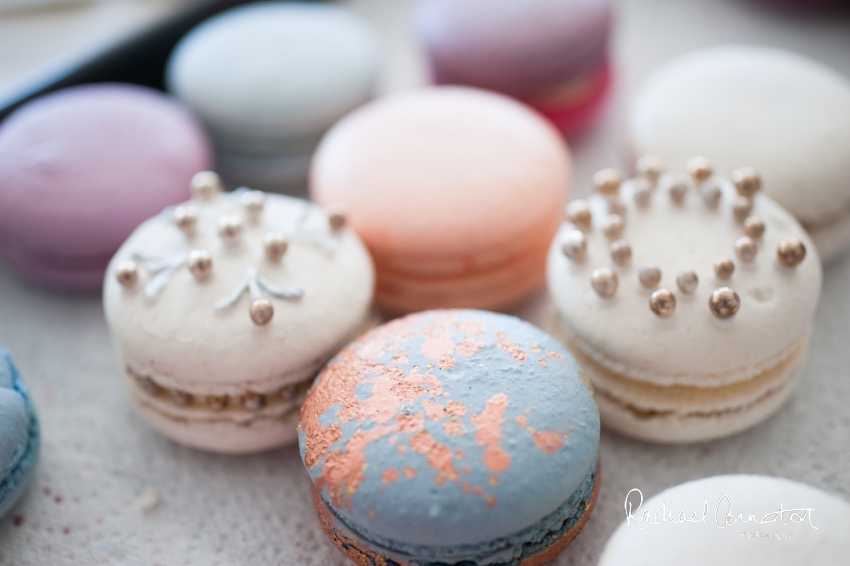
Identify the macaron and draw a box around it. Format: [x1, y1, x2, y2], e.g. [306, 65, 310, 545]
[310, 86, 570, 315]
[103, 173, 375, 453]
[299, 309, 600, 566]
[167, 2, 381, 193]
[599, 475, 850, 565]
[547, 159, 822, 443]
[413, 0, 613, 137]
[627, 45, 850, 263]
[0, 84, 212, 291]
[0, 345, 39, 519]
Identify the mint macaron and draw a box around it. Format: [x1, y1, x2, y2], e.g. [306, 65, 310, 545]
[299, 309, 600, 566]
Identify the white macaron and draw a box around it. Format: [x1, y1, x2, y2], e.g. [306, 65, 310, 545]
[103, 172, 375, 453]
[547, 159, 822, 443]
[628, 45, 850, 263]
[599, 475, 850, 566]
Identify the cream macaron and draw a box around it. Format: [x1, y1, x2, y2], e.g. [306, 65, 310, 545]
[599, 475, 850, 565]
[628, 45, 850, 263]
[103, 172, 374, 453]
[547, 158, 822, 443]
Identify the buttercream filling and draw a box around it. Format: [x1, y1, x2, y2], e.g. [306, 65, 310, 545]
[320, 461, 598, 566]
[126, 366, 313, 415]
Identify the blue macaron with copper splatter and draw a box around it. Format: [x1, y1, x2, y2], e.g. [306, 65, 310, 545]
[0, 345, 39, 519]
[298, 309, 600, 566]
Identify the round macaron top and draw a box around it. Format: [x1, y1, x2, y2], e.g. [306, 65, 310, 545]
[629, 45, 850, 226]
[311, 86, 570, 276]
[167, 2, 381, 152]
[413, 0, 612, 96]
[599, 475, 850, 565]
[0, 347, 35, 507]
[103, 180, 374, 396]
[0, 84, 211, 277]
[548, 162, 822, 387]
[299, 309, 599, 548]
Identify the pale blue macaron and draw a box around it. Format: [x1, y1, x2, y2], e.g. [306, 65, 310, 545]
[0, 346, 39, 519]
[167, 2, 381, 192]
[299, 309, 600, 566]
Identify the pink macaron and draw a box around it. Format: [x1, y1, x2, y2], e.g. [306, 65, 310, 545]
[310, 86, 570, 315]
[413, 0, 613, 138]
[0, 84, 212, 291]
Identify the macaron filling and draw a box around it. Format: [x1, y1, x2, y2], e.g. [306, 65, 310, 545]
[317, 460, 598, 566]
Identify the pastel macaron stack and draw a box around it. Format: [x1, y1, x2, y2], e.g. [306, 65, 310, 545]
[628, 45, 850, 263]
[311, 86, 570, 315]
[413, 0, 613, 137]
[0, 346, 39, 519]
[167, 2, 381, 193]
[103, 172, 374, 453]
[299, 309, 600, 566]
[0, 84, 212, 291]
[547, 158, 822, 443]
[599, 475, 850, 565]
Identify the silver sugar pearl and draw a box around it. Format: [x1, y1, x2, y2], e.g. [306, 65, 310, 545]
[187, 250, 213, 279]
[636, 154, 664, 184]
[744, 216, 765, 239]
[191, 171, 223, 201]
[700, 179, 722, 208]
[264, 232, 289, 262]
[591, 267, 618, 298]
[686, 156, 712, 184]
[709, 287, 741, 319]
[610, 239, 632, 265]
[603, 214, 625, 240]
[561, 230, 587, 261]
[218, 215, 243, 246]
[714, 258, 735, 279]
[241, 190, 266, 222]
[676, 270, 699, 294]
[735, 237, 758, 262]
[250, 298, 274, 325]
[566, 200, 592, 229]
[639, 265, 662, 288]
[594, 168, 622, 196]
[326, 205, 347, 230]
[649, 289, 677, 318]
[115, 261, 138, 287]
[732, 167, 761, 198]
[733, 196, 753, 222]
[173, 205, 199, 236]
[777, 238, 806, 267]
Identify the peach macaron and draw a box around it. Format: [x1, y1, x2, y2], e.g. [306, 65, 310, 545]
[310, 86, 570, 315]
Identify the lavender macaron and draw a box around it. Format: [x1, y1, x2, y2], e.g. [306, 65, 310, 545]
[413, 0, 613, 137]
[0, 84, 212, 291]
[299, 309, 600, 566]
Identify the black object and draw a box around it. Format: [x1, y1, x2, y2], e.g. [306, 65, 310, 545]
[0, 0, 319, 122]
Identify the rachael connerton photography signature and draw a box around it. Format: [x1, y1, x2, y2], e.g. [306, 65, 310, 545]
[623, 488, 818, 531]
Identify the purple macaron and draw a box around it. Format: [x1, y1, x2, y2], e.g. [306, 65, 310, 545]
[0, 84, 212, 291]
[413, 0, 613, 137]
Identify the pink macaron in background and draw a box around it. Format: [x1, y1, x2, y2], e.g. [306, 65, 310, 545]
[0, 84, 212, 292]
[412, 0, 613, 138]
[311, 86, 570, 315]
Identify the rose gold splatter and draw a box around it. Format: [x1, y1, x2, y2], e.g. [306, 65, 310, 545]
[382, 468, 399, 484]
[437, 355, 455, 370]
[462, 467, 472, 475]
[453, 320, 484, 336]
[525, 408, 532, 414]
[516, 416, 527, 428]
[455, 450, 466, 459]
[304, 423, 342, 470]
[462, 483, 471, 494]
[538, 359, 547, 367]
[474, 486, 484, 496]
[396, 413, 425, 435]
[422, 399, 447, 421]
[495, 332, 527, 362]
[392, 353, 410, 366]
[488, 476, 499, 486]
[315, 425, 395, 507]
[397, 444, 407, 456]
[532, 431, 565, 454]
[455, 338, 485, 357]
[546, 350, 564, 360]
[486, 495, 497, 508]
[436, 474, 446, 486]
[470, 393, 512, 473]
[446, 401, 466, 417]
[530, 346, 542, 354]
[422, 336, 456, 360]
[443, 420, 464, 436]
[404, 467, 416, 479]
[410, 431, 459, 482]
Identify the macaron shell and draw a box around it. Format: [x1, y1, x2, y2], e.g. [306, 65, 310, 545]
[0, 349, 39, 519]
[299, 310, 599, 548]
[413, 0, 612, 97]
[548, 178, 822, 386]
[167, 2, 381, 153]
[598, 475, 850, 565]
[104, 193, 375, 395]
[0, 84, 212, 290]
[628, 45, 850, 227]
[311, 87, 569, 312]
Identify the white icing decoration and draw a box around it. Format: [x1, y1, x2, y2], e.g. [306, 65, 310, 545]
[215, 267, 303, 311]
[132, 252, 190, 300]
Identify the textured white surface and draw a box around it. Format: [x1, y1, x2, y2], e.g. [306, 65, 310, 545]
[598, 475, 850, 565]
[0, 0, 849, 564]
